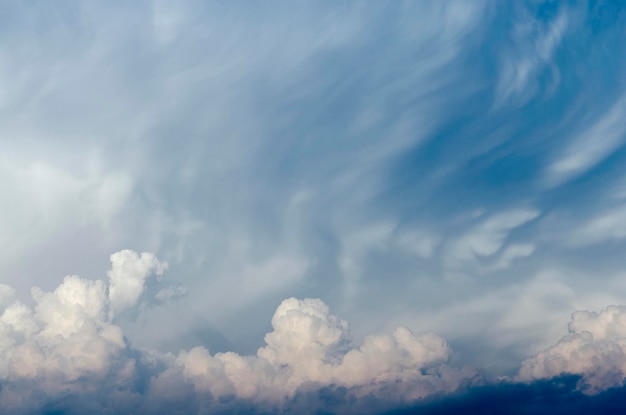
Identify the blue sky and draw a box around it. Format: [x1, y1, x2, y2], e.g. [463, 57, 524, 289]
[1, 1, 626, 413]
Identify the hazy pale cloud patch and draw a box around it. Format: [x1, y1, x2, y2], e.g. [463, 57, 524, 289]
[568, 204, 626, 246]
[0, 155, 134, 271]
[395, 229, 439, 259]
[338, 221, 396, 295]
[400, 270, 579, 367]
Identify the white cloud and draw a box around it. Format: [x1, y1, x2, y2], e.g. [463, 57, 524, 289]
[444, 208, 539, 269]
[0, 275, 130, 409]
[496, 8, 569, 105]
[487, 243, 535, 271]
[568, 204, 626, 246]
[166, 297, 479, 405]
[0, 252, 480, 413]
[0, 250, 170, 412]
[545, 94, 626, 187]
[518, 305, 626, 394]
[108, 250, 168, 314]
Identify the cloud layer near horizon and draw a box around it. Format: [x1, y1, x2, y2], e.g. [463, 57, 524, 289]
[1, 250, 626, 414]
[0, 251, 483, 414]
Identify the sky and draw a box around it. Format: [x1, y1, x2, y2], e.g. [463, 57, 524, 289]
[0, 0, 626, 414]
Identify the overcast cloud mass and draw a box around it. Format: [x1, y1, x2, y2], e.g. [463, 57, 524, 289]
[1, 0, 626, 413]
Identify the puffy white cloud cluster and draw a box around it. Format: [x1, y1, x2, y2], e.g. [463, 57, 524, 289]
[0, 251, 480, 414]
[518, 305, 626, 393]
[0, 250, 168, 413]
[9, 248, 626, 413]
[159, 297, 478, 408]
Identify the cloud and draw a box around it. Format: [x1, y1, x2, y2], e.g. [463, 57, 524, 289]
[487, 243, 535, 271]
[108, 250, 168, 314]
[568, 204, 626, 246]
[0, 250, 172, 413]
[0, 276, 133, 413]
[545, 94, 626, 187]
[0, 251, 481, 414]
[395, 229, 439, 259]
[518, 305, 626, 394]
[444, 208, 539, 272]
[0, 0, 496, 358]
[6, 255, 625, 415]
[0, 155, 133, 263]
[163, 297, 480, 408]
[0, 3, 625, 412]
[495, 7, 569, 105]
[338, 222, 396, 292]
[404, 270, 578, 369]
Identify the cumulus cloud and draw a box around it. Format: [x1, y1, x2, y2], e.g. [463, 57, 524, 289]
[518, 305, 626, 394]
[0, 276, 133, 413]
[158, 297, 480, 412]
[0, 249, 188, 414]
[11, 250, 626, 414]
[0, 251, 480, 414]
[108, 250, 168, 314]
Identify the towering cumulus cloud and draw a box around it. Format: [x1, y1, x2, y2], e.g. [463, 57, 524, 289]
[0, 251, 478, 414]
[0, 275, 135, 412]
[160, 297, 478, 409]
[518, 305, 626, 394]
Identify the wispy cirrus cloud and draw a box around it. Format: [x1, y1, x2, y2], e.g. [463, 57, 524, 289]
[495, 5, 570, 106]
[545, 93, 626, 188]
[443, 208, 539, 274]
